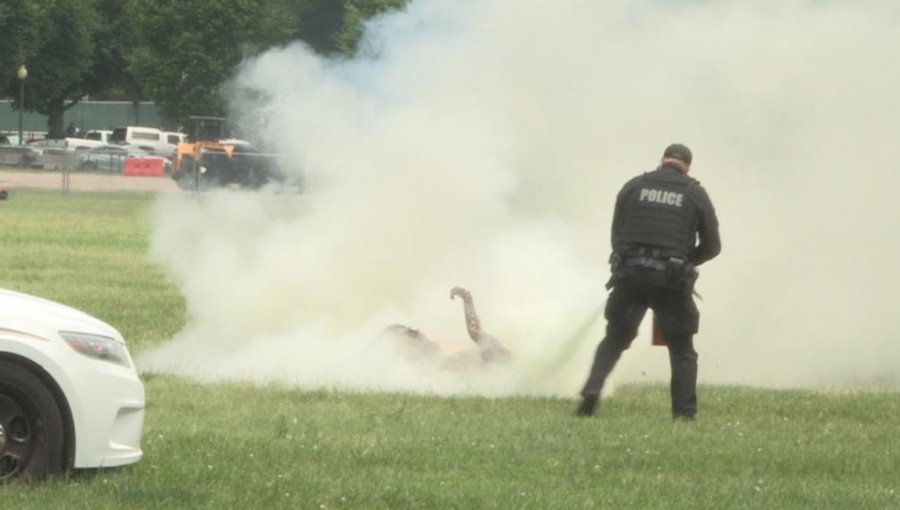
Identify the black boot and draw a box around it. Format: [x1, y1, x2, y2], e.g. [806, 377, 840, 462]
[575, 395, 598, 417]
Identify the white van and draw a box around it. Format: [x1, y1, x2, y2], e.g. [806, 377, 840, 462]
[110, 126, 168, 156]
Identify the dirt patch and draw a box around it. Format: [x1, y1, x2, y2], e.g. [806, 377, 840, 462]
[0, 170, 180, 193]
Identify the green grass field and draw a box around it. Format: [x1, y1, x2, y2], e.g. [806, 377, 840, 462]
[1, 186, 898, 509]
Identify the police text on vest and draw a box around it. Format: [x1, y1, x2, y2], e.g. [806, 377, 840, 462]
[639, 188, 684, 207]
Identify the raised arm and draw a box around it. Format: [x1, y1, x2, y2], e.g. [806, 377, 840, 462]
[450, 286, 513, 362]
[450, 286, 482, 342]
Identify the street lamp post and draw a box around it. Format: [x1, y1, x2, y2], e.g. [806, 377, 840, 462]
[17, 65, 28, 146]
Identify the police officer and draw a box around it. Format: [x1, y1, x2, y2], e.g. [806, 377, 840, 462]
[576, 143, 720, 420]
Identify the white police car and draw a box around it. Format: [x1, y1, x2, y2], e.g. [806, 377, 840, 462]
[0, 288, 144, 480]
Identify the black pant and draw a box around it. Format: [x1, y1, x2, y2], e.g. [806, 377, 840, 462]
[581, 269, 700, 418]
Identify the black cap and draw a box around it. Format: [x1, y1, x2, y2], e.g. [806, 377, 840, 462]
[663, 143, 692, 165]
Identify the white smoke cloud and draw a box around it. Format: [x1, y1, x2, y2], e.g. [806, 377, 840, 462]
[140, 0, 900, 395]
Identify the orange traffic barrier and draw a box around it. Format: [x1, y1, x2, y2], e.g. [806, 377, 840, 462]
[122, 157, 165, 177]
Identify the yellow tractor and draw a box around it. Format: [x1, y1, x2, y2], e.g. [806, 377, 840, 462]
[171, 116, 278, 190]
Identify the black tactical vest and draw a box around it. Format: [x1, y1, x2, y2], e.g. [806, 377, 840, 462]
[613, 168, 697, 258]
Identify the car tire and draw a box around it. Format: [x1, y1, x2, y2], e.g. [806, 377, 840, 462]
[18, 155, 35, 168]
[0, 360, 65, 481]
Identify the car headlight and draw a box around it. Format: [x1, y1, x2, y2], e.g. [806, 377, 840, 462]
[60, 331, 131, 367]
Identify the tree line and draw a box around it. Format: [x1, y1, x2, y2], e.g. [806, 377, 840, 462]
[0, 0, 408, 138]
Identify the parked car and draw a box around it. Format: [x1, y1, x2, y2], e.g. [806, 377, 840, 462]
[25, 139, 68, 156]
[0, 146, 42, 168]
[64, 137, 107, 152]
[2, 135, 22, 146]
[78, 144, 171, 173]
[19, 136, 104, 154]
[0, 288, 144, 480]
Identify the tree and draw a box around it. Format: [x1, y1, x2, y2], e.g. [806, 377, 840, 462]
[3, 0, 411, 135]
[285, 0, 346, 55]
[126, 0, 410, 127]
[127, 0, 274, 127]
[333, 0, 409, 56]
[0, 0, 47, 106]
[2, 0, 141, 138]
[0, 0, 44, 84]
[279, 0, 409, 56]
[85, 0, 143, 103]
[11, 0, 98, 138]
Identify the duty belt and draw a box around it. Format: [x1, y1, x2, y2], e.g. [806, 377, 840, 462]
[623, 256, 668, 271]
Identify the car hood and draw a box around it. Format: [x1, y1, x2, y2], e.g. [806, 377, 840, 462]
[0, 288, 121, 342]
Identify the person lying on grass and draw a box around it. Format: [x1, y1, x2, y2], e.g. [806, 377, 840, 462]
[383, 286, 512, 368]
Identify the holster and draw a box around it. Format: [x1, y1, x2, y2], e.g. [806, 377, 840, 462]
[605, 252, 623, 290]
[666, 257, 700, 295]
